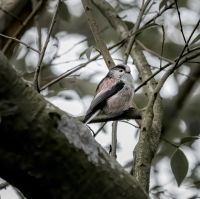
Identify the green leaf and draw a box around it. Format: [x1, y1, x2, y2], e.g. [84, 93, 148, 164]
[191, 34, 200, 45]
[58, 1, 70, 21]
[170, 148, 188, 186]
[180, 136, 200, 145]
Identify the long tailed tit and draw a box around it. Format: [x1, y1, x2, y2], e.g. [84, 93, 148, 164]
[83, 64, 134, 124]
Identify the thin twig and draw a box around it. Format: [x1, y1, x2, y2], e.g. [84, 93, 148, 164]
[135, 62, 171, 92]
[144, 3, 175, 26]
[123, 2, 174, 65]
[2, 0, 43, 53]
[162, 137, 179, 148]
[33, 0, 61, 91]
[150, 64, 196, 80]
[120, 120, 140, 129]
[55, 38, 87, 59]
[39, 39, 126, 91]
[85, 124, 95, 136]
[124, 0, 151, 64]
[160, 25, 165, 68]
[174, 0, 187, 44]
[93, 122, 107, 137]
[147, 19, 200, 108]
[110, 39, 126, 54]
[136, 40, 174, 64]
[135, 44, 200, 92]
[0, 33, 40, 54]
[111, 121, 118, 159]
[82, 0, 115, 68]
[40, 57, 99, 92]
[31, 0, 42, 51]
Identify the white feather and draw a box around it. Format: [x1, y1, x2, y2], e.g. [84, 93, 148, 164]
[84, 110, 101, 125]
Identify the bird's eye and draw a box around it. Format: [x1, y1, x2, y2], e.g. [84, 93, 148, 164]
[119, 69, 123, 72]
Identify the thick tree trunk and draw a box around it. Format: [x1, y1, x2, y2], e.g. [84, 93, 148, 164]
[0, 51, 147, 198]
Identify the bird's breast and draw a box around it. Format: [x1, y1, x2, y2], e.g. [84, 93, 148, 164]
[103, 85, 134, 115]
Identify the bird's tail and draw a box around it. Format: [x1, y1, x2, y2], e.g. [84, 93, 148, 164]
[83, 110, 101, 125]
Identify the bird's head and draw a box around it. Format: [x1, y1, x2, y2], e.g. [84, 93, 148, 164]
[110, 64, 131, 79]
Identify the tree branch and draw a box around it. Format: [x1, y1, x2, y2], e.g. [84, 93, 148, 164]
[0, 51, 147, 199]
[33, 0, 61, 91]
[39, 39, 126, 91]
[0, 33, 40, 54]
[149, 19, 200, 105]
[124, 0, 151, 64]
[111, 121, 118, 159]
[175, 0, 187, 44]
[135, 45, 200, 92]
[78, 108, 142, 123]
[82, 0, 115, 68]
[2, 0, 43, 53]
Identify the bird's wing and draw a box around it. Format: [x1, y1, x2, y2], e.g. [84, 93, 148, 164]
[96, 74, 116, 93]
[83, 80, 125, 123]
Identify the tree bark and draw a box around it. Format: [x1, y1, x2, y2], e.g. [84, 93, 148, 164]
[0, 51, 147, 199]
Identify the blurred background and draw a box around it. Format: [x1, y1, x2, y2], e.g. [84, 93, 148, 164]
[0, 0, 200, 198]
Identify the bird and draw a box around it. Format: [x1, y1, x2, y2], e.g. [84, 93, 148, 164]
[83, 64, 134, 124]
